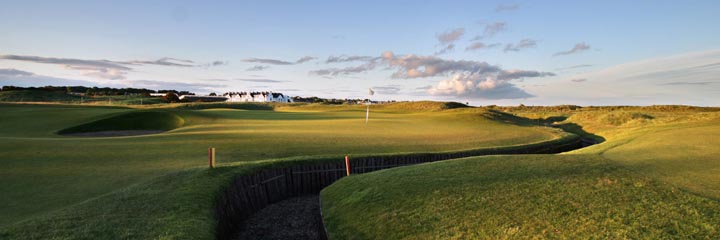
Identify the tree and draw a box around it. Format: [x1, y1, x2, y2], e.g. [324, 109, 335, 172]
[162, 92, 180, 103]
[209, 92, 217, 96]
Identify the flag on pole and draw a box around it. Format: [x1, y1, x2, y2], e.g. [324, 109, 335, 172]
[366, 88, 373, 124]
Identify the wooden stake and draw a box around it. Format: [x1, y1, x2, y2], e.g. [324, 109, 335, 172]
[345, 155, 351, 176]
[209, 147, 216, 168]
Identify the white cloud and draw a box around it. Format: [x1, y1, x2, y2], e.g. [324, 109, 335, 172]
[466, 42, 501, 51]
[243, 56, 316, 65]
[504, 39, 537, 52]
[436, 28, 465, 45]
[434, 44, 455, 55]
[325, 55, 375, 63]
[0, 54, 226, 80]
[246, 65, 269, 71]
[428, 73, 534, 99]
[295, 56, 316, 64]
[554, 43, 591, 56]
[381, 51, 502, 78]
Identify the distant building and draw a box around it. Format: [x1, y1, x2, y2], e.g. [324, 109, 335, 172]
[178, 95, 228, 102]
[223, 91, 293, 103]
[149, 93, 167, 97]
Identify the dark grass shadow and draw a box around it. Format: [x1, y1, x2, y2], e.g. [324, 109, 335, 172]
[552, 122, 605, 144]
[485, 110, 605, 144]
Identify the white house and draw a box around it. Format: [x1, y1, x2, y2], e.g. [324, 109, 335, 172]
[223, 92, 293, 103]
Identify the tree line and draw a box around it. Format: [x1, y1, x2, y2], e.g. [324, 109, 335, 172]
[1, 85, 194, 96]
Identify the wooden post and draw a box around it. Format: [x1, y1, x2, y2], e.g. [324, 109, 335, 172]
[345, 155, 351, 176]
[209, 147, 216, 168]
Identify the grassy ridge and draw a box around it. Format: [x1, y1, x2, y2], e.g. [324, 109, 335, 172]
[57, 111, 185, 134]
[0, 102, 561, 229]
[322, 155, 720, 239]
[321, 107, 720, 239]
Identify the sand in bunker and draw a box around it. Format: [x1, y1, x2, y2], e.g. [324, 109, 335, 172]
[62, 130, 165, 137]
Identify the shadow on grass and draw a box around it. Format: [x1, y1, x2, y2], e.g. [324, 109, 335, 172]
[553, 122, 605, 144]
[485, 110, 605, 144]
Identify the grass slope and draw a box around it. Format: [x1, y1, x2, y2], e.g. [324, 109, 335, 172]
[322, 107, 720, 239]
[0, 102, 562, 231]
[57, 111, 185, 134]
[322, 155, 720, 239]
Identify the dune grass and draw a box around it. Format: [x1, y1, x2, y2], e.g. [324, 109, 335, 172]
[321, 107, 720, 239]
[0, 102, 562, 231]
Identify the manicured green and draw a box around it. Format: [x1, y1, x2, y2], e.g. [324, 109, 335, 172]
[0, 102, 562, 234]
[322, 107, 720, 239]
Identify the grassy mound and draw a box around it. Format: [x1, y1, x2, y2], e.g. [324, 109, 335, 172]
[57, 111, 185, 135]
[321, 155, 720, 239]
[377, 101, 470, 111]
[592, 111, 654, 126]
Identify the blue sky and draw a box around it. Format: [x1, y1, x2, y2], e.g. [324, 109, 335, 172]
[1, 0, 719, 105]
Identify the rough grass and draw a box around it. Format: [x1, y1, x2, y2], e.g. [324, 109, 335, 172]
[0, 102, 561, 231]
[321, 107, 720, 239]
[321, 155, 720, 239]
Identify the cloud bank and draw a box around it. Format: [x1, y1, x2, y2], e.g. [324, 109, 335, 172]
[436, 28, 465, 45]
[311, 51, 554, 99]
[0, 54, 226, 80]
[243, 56, 316, 65]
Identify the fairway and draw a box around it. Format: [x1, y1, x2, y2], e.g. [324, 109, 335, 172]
[0, 102, 563, 228]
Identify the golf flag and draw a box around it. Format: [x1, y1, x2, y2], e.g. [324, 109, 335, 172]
[366, 88, 373, 124]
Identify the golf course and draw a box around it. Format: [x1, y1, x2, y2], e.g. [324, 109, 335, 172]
[322, 106, 720, 239]
[0, 101, 718, 239]
[1, 101, 574, 239]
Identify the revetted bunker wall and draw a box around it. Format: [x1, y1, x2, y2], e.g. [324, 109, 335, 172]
[215, 136, 586, 240]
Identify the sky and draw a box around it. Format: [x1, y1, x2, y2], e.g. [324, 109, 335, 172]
[1, 0, 719, 106]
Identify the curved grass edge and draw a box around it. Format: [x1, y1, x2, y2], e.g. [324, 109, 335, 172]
[56, 111, 185, 136]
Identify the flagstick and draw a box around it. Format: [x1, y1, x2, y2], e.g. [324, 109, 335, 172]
[366, 88, 374, 125]
[365, 102, 370, 124]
